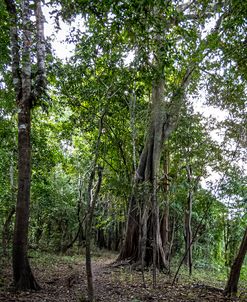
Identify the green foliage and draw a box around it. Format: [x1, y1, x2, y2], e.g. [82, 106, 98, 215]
[0, 1, 10, 69]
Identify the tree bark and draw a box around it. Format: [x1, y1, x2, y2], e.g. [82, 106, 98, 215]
[4, 0, 46, 290]
[118, 78, 166, 267]
[13, 103, 40, 289]
[224, 227, 247, 297]
[118, 79, 171, 268]
[118, 65, 195, 269]
[11, 0, 40, 290]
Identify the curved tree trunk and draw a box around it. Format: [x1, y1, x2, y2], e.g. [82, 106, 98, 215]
[224, 227, 247, 297]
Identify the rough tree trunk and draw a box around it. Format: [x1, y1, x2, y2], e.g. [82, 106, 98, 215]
[118, 5, 224, 271]
[224, 227, 247, 297]
[4, 0, 46, 290]
[118, 65, 194, 268]
[118, 78, 174, 269]
[13, 98, 40, 290]
[11, 0, 38, 290]
[118, 78, 165, 266]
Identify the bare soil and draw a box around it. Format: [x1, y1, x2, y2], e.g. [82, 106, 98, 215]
[0, 253, 246, 302]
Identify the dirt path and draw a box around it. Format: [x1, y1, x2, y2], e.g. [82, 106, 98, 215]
[0, 254, 246, 302]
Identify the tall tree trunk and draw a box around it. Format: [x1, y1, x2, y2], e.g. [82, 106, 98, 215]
[168, 216, 176, 271]
[85, 168, 102, 302]
[85, 114, 104, 302]
[118, 78, 172, 269]
[13, 98, 40, 290]
[224, 227, 247, 297]
[183, 166, 200, 275]
[118, 66, 194, 268]
[118, 78, 166, 267]
[183, 165, 193, 275]
[12, 0, 40, 290]
[4, 0, 46, 290]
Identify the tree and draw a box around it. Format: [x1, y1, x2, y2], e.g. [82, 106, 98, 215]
[170, 108, 221, 272]
[85, 114, 104, 302]
[4, 0, 46, 290]
[224, 227, 247, 297]
[53, 0, 234, 273]
[116, 1, 225, 272]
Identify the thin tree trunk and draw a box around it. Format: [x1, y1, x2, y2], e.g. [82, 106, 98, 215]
[224, 227, 247, 297]
[161, 145, 170, 264]
[168, 216, 176, 272]
[85, 114, 104, 302]
[85, 167, 103, 301]
[172, 201, 213, 286]
[140, 203, 148, 288]
[184, 190, 193, 274]
[152, 178, 158, 287]
[183, 166, 201, 275]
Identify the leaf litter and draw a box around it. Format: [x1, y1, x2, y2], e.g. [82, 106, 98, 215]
[0, 253, 246, 302]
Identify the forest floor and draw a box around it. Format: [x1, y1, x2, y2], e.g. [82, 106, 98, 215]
[0, 251, 247, 302]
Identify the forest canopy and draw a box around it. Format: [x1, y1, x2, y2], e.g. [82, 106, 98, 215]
[0, 0, 246, 301]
